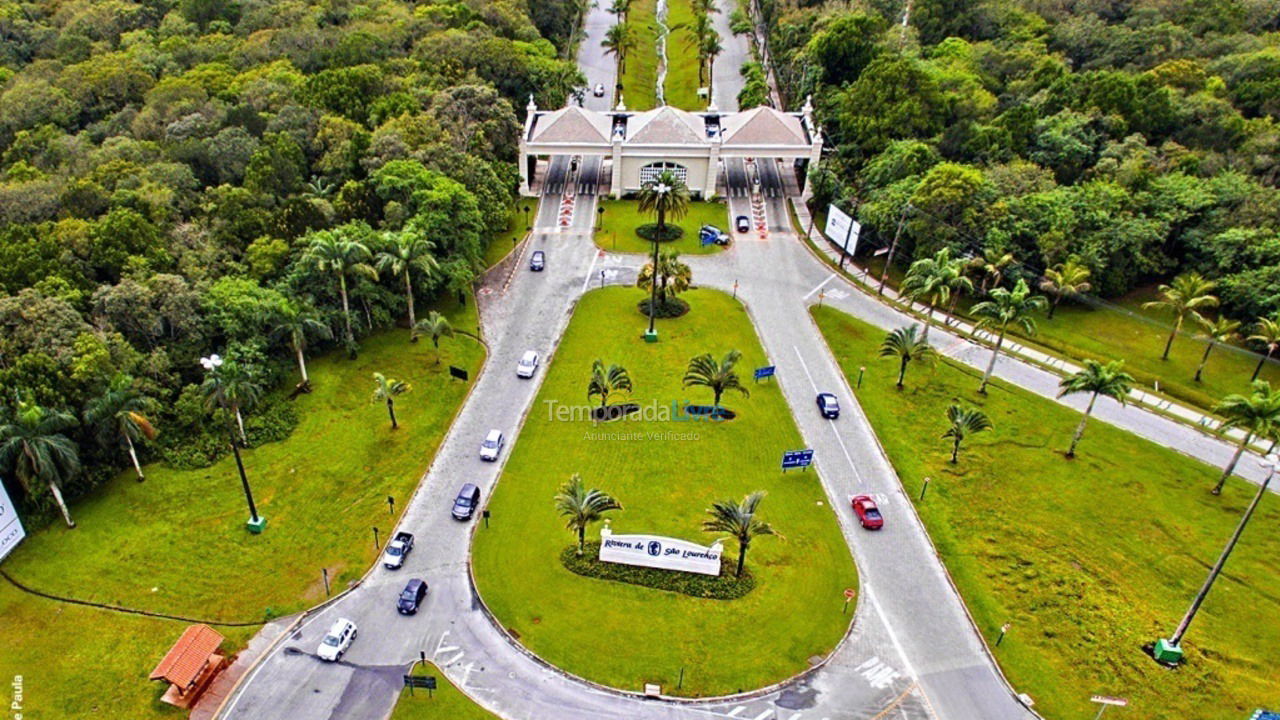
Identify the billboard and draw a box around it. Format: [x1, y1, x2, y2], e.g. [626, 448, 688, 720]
[599, 525, 723, 576]
[0, 480, 27, 562]
[824, 204, 861, 255]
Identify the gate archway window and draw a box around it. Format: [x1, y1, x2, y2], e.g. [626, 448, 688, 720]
[639, 161, 688, 186]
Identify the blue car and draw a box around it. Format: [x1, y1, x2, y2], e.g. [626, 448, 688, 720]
[816, 393, 839, 419]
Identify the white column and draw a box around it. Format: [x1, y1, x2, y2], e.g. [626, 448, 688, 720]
[610, 138, 624, 198]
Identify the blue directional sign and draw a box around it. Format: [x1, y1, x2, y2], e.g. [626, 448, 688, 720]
[781, 449, 814, 471]
[754, 365, 776, 382]
[1251, 711, 1280, 720]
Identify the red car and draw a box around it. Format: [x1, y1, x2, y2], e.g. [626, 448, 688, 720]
[851, 495, 883, 530]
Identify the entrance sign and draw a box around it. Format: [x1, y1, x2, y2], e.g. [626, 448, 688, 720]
[599, 525, 722, 576]
[824, 205, 861, 257]
[782, 449, 814, 470]
[0, 481, 26, 562]
[1090, 696, 1128, 707]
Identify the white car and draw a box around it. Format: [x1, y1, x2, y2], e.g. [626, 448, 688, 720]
[517, 351, 539, 378]
[480, 429, 504, 461]
[316, 618, 357, 662]
[593, 83, 605, 97]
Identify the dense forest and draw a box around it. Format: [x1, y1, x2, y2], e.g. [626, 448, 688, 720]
[0, 0, 585, 519]
[763, 0, 1279, 316]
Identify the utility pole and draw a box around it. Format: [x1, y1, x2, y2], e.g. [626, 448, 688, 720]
[878, 203, 910, 296]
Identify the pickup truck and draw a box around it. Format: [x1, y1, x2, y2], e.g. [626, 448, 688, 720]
[382, 531, 414, 569]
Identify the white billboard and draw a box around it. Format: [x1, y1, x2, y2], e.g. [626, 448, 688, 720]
[824, 204, 861, 255]
[599, 525, 723, 576]
[0, 481, 26, 562]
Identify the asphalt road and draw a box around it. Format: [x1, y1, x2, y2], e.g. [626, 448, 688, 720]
[710, 0, 751, 110]
[578, 0, 619, 111]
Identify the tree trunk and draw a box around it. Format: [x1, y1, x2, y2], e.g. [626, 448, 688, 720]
[979, 329, 1006, 394]
[1066, 393, 1096, 458]
[387, 399, 398, 429]
[235, 407, 248, 444]
[1195, 341, 1214, 382]
[1212, 433, 1252, 495]
[897, 356, 908, 389]
[126, 434, 145, 482]
[1161, 315, 1181, 360]
[921, 302, 935, 341]
[339, 275, 354, 345]
[1049, 295, 1060, 319]
[577, 525, 586, 555]
[404, 271, 417, 336]
[735, 542, 746, 577]
[48, 480, 75, 528]
[1251, 348, 1272, 382]
[950, 436, 960, 463]
[296, 343, 309, 385]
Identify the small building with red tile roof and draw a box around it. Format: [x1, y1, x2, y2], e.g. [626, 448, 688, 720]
[149, 624, 227, 708]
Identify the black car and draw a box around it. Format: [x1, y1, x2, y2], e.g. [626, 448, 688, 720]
[816, 392, 840, 419]
[735, 215, 750, 233]
[451, 483, 481, 521]
[530, 250, 546, 271]
[397, 578, 428, 615]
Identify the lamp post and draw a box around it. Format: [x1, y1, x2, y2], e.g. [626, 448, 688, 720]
[201, 354, 266, 533]
[597, 205, 605, 231]
[1153, 453, 1278, 664]
[644, 182, 671, 343]
[524, 204, 531, 231]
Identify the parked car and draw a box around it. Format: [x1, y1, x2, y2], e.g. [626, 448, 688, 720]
[735, 215, 750, 233]
[382, 531, 414, 569]
[816, 392, 840, 419]
[517, 350, 540, 378]
[593, 83, 606, 97]
[699, 224, 730, 246]
[316, 618, 357, 661]
[452, 483, 481, 521]
[397, 578, 429, 615]
[851, 495, 883, 530]
[480, 429, 504, 461]
[530, 250, 545, 271]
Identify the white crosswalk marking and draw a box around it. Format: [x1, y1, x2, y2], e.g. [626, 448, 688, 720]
[854, 656, 903, 689]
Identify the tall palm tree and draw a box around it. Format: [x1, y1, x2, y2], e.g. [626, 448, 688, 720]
[1247, 316, 1280, 382]
[941, 404, 992, 463]
[636, 249, 692, 308]
[554, 474, 623, 555]
[375, 232, 439, 333]
[209, 361, 262, 445]
[1057, 360, 1134, 457]
[371, 372, 412, 430]
[602, 22, 637, 75]
[972, 279, 1047, 393]
[271, 299, 332, 389]
[703, 491, 777, 577]
[1039, 259, 1092, 319]
[901, 250, 949, 341]
[702, 33, 724, 95]
[879, 325, 937, 389]
[84, 374, 159, 482]
[637, 171, 690, 337]
[969, 248, 1016, 294]
[607, 0, 631, 19]
[303, 227, 379, 347]
[1193, 316, 1241, 383]
[683, 350, 750, 407]
[0, 401, 81, 528]
[1142, 272, 1219, 361]
[412, 311, 455, 364]
[587, 359, 633, 409]
[1211, 380, 1280, 494]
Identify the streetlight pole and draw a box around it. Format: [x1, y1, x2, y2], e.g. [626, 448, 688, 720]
[644, 183, 669, 343]
[524, 204, 531, 231]
[201, 354, 266, 533]
[1154, 453, 1278, 663]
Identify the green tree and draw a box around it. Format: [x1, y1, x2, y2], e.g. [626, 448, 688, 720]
[683, 350, 749, 407]
[805, 12, 885, 87]
[1246, 317, 1280, 382]
[972, 279, 1047, 393]
[554, 473, 623, 555]
[1039, 259, 1093, 319]
[637, 171, 690, 337]
[941, 404, 992, 463]
[244, 132, 307, 199]
[376, 232, 439, 332]
[602, 23, 638, 76]
[902, 249, 953, 340]
[270, 300, 332, 389]
[587, 359, 633, 409]
[0, 401, 81, 528]
[1142, 272, 1219, 361]
[879, 325, 937, 389]
[636, 249, 692, 310]
[969, 248, 1015, 296]
[412, 311, 455, 364]
[1193, 316, 1241, 383]
[702, 491, 777, 577]
[203, 359, 262, 444]
[84, 374, 159, 482]
[1211, 381, 1280, 494]
[371, 372, 411, 430]
[302, 224, 379, 347]
[1057, 360, 1135, 457]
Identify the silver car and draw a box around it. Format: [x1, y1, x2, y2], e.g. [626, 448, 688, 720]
[517, 350, 539, 378]
[480, 429, 504, 461]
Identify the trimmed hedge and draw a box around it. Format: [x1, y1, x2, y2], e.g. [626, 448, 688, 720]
[561, 542, 756, 600]
[636, 223, 684, 242]
[637, 296, 690, 318]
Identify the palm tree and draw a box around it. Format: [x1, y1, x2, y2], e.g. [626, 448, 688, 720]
[587, 359, 633, 409]
[602, 23, 637, 75]
[209, 361, 262, 445]
[607, 0, 631, 19]
[901, 250, 950, 341]
[1039, 259, 1092, 319]
[1142, 272, 1219, 361]
[0, 401, 81, 528]
[371, 372, 412, 430]
[1057, 360, 1134, 457]
[637, 170, 690, 337]
[879, 325, 937, 389]
[412, 311, 455, 364]
[1211, 380, 1280, 494]
[972, 279, 1047, 394]
[969, 248, 1016, 294]
[636, 249, 692, 309]
[702, 491, 777, 577]
[84, 374, 159, 482]
[271, 299, 331, 389]
[375, 232, 439, 333]
[683, 350, 750, 407]
[554, 474, 623, 555]
[941, 404, 992, 463]
[1193, 316, 1241, 383]
[1247, 316, 1280, 382]
[303, 227, 379, 347]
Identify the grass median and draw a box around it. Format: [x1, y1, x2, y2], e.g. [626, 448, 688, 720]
[812, 304, 1280, 720]
[595, 199, 730, 255]
[389, 662, 498, 720]
[472, 287, 856, 697]
[618, 0, 659, 110]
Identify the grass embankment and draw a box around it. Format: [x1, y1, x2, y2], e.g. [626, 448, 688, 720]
[0, 298, 485, 720]
[662, 0, 707, 110]
[473, 287, 856, 697]
[618, 0, 659, 110]
[389, 662, 498, 720]
[812, 304, 1280, 720]
[483, 205, 529, 270]
[595, 199, 729, 255]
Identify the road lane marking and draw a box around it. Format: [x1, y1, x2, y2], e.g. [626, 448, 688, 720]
[855, 656, 902, 689]
[581, 249, 602, 293]
[792, 345, 863, 485]
[726, 707, 745, 717]
[802, 274, 835, 301]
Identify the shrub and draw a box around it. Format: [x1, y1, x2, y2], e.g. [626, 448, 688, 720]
[561, 543, 756, 600]
[636, 223, 683, 242]
[637, 296, 690, 318]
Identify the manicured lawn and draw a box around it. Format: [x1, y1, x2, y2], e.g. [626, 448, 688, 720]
[812, 305, 1280, 720]
[0, 297, 485, 720]
[595, 199, 729, 255]
[389, 662, 498, 720]
[619, 0, 659, 110]
[662, 0, 707, 110]
[473, 287, 856, 697]
[483, 205, 530, 270]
